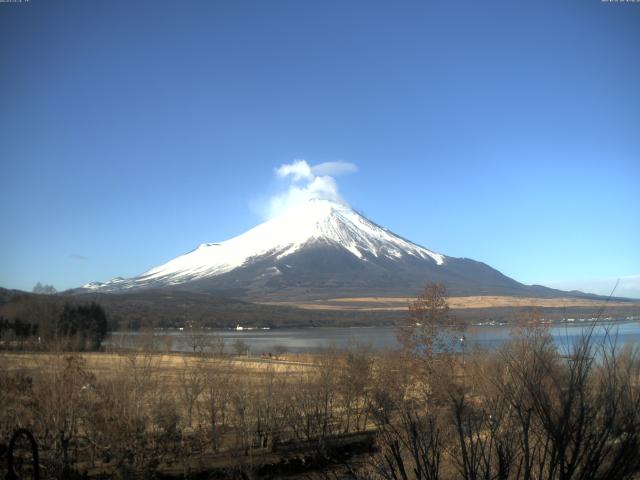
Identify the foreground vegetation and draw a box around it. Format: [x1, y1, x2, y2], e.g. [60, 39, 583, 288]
[1, 285, 639, 479]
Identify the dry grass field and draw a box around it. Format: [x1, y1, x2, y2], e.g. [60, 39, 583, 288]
[0, 351, 314, 381]
[0, 348, 373, 478]
[262, 295, 638, 311]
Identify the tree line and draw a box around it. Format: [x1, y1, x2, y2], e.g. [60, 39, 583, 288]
[0, 300, 108, 351]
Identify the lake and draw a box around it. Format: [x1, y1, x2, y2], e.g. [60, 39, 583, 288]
[110, 320, 640, 354]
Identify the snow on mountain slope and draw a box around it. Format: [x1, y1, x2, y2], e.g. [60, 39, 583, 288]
[83, 199, 445, 292]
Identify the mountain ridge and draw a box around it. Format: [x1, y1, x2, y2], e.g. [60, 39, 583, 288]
[77, 199, 606, 301]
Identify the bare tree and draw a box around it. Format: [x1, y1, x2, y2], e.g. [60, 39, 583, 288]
[201, 359, 233, 451]
[177, 356, 207, 428]
[233, 339, 250, 356]
[185, 320, 223, 355]
[397, 283, 460, 402]
[338, 341, 374, 433]
[398, 283, 451, 362]
[36, 353, 95, 477]
[289, 355, 339, 456]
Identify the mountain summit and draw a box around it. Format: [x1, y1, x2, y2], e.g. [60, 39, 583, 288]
[81, 199, 561, 300]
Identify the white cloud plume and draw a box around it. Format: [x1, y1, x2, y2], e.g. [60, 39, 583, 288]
[275, 160, 313, 181]
[266, 159, 357, 218]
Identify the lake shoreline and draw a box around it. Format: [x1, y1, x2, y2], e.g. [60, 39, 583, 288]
[107, 318, 640, 354]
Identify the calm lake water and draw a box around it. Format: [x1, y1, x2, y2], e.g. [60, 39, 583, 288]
[110, 320, 640, 354]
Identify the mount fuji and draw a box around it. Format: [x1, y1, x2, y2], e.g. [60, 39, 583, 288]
[80, 199, 565, 300]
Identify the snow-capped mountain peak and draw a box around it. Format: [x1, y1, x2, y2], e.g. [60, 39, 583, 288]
[82, 199, 445, 292]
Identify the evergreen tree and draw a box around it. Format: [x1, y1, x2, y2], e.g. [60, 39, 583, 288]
[57, 302, 108, 350]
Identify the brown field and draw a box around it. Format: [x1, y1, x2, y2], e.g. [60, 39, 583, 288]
[0, 351, 314, 384]
[2, 332, 639, 479]
[262, 295, 638, 311]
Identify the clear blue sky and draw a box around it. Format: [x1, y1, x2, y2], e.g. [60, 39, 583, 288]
[1, 0, 639, 297]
